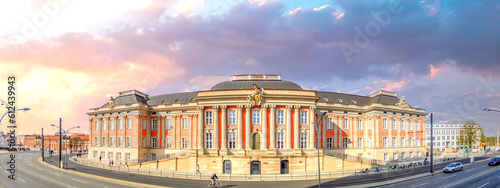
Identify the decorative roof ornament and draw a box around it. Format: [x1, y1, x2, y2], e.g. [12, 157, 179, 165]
[396, 96, 410, 109]
[106, 96, 116, 109]
[248, 84, 264, 106]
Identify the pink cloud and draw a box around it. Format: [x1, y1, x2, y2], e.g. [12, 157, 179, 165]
[381, 79, 410, 91]
[428, 64, 446, 79]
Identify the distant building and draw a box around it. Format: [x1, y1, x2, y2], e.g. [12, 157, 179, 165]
[88, 74, 427, 174]
[425, 124, 462, 152]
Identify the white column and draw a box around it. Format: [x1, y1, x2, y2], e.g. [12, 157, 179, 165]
[221, 106, 227, 150]
[269, 105, 276, 149]
[197, 106, 204, 150]
[245, 105, 251, 150]
[237, 105, 243, 149]
[309, 106, 316, 149]
[293, 105, 300, 149]
[286, 105, 292, 149]
[322, 116, 326, 149]
[213, 105, 219, 150]
[261, 105, 268, 150]
[187, 114, 192, 148]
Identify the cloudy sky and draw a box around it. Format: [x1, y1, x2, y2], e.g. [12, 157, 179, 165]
[1, 0, 499, 136]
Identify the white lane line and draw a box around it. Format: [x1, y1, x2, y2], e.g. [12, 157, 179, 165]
[443, 175, 456, 179]
[411, 182, 429, 188]
[71, 178, 88, 184]
[477, 182, 489, 188]
[17, 165, 76, 188]
[18, 178, 26, 183]
[50, 172, 61, 176]
[439, 167, 500, 188]
[466, 168, 476, 172]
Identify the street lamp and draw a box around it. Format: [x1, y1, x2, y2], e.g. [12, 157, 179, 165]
[51, 121, 80, 169]
[0, 108, 30, 123]
[314, 111, 327, 188]
[483, 108, 499, 153]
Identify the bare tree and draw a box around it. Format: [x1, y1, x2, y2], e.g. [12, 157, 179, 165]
[457, 120, 484, 148]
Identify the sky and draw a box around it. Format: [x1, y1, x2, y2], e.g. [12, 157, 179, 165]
[0, 0, 499, 136]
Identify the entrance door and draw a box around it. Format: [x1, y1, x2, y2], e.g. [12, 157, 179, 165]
[224, 160, 231, 174]
[252, 133, 261, 150]
[251, 161, 261, 174]
[280, 160, 289, 174]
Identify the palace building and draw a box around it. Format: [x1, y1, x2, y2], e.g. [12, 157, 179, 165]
[88, 74, 427, 174]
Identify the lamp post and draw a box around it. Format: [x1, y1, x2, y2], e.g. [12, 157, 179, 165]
[51, 123, 80, 169]
[483, 108, 500, 152]
[0, 108, 30, 123]
[314, 111, 327, 188]
[430, 113, 434, 173]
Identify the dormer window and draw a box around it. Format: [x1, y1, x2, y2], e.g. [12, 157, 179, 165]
[352, 100, 357, 104]
[338, 99, 343, 103]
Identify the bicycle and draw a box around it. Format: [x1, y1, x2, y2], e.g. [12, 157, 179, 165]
[357, 168, 369, 175]
[207, 179, 222, 188]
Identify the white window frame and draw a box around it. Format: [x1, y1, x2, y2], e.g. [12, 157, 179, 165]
[118, 119, 123, 130]
[117, 153, 121, 160]
[300, 132, 308, 149]
[392, 137, 396, 147]
[252, 109, 261, 125]
[205, 132, 213, 149]
[277, 110, 285, 125]
[102, 137, 106, 146]
[152, 137, 157, 148]
[151, 153, 156, 160]
[402, 152, 406, 159]
[277, 132, 284, 149]
[401, 137, 405, 147]
[166, 137, 172, 148]
[343, 138, 348, 148]
[228, 110, 236, 125]
[383, 137, 388, 148]
[118, 137, 122, 147]
[126, 118, 132, 129]
[205, 111, 213, 125]
[409, 121, 413, 131]
[369, 137, 373, 148]
[383, 118, 387, 130]
[358, 138, 362, 148]
[384, 153, 388, 161]
[416, 121, 420, 131]
[358, 119, 362, 130]
[142, 137, 146, 147]
[416, 137, 420, 146]
[368, 119, 372, 130]
[152, 119, 157, 130]
[95, 121, 99, 130]
[94, 151, 98, 158]
[109, 152, 113, 160]
[409, 137, 413, 147]
[327, 118, 333, 130]
[103, 119, 107, 130]
[110, 119, 114, 130]
[392, 119, 396, 130]
[166, 118, 172, 130]
[142, 119, 146, 130]
[182, 118, 187, 129]
[228, 132, 236, 149]
[126, 136, 131, 147]
[94, 137, 98, 146]
[126, 153, 131, 160]
[393, 153, 398, 160]
[181, 137, 187, 149]
[300, 110, 308, 125]
[110, 137, 114, 146]
[326, 137, 333, 149]
[410, 152, 414, 158]
[400, 120, 405, 130]
[343, 119, 348, 130]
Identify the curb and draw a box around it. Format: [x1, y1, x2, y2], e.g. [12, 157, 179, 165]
[37, 156, 172, 188]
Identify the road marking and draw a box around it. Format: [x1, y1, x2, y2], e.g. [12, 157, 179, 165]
[17, 165, 76, 188]
[18, 178, 26, 183]
[439, 167, 500, 188]
[50, 172, 61, 176]
[465, 168, 475, 172]
[71, 178, 87, 184]
[477, 182, 489, 188]
[411, 182, 429, 188]
[443, 175, 456, 179]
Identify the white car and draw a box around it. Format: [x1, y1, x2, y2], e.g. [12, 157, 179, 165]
[443, 162, 463, 173]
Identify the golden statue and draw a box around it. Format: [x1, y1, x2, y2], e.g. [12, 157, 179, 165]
[109, 96, 114, 106]
[248, 84, 264, 105]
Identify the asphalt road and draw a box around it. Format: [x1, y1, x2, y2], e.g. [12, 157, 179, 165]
[377, 155, 500, 188]
[0, 151, 133, 188]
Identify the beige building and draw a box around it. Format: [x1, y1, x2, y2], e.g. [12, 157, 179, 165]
[88, 74, 427, 174]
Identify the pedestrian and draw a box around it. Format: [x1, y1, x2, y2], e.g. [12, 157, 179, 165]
[109, 160, 111, 167]
[99, 156, 102, 161]
[111, 159, 114, 167]
[196, 164, 201, 175]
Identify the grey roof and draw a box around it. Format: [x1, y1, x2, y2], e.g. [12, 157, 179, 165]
[211, 80, 303, 90]
[147, 92, 197, 105]
[100, 92, 197, 107]
[316, 91, 401, 106]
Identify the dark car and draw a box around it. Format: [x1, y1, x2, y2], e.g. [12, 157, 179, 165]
[488, 157, 500, 166]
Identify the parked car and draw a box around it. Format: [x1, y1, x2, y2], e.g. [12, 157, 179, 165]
[443, 162, 463, 173]
[488, 157, 500, 166]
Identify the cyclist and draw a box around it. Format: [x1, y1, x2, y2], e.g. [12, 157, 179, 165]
[210, 172, 219, 187]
